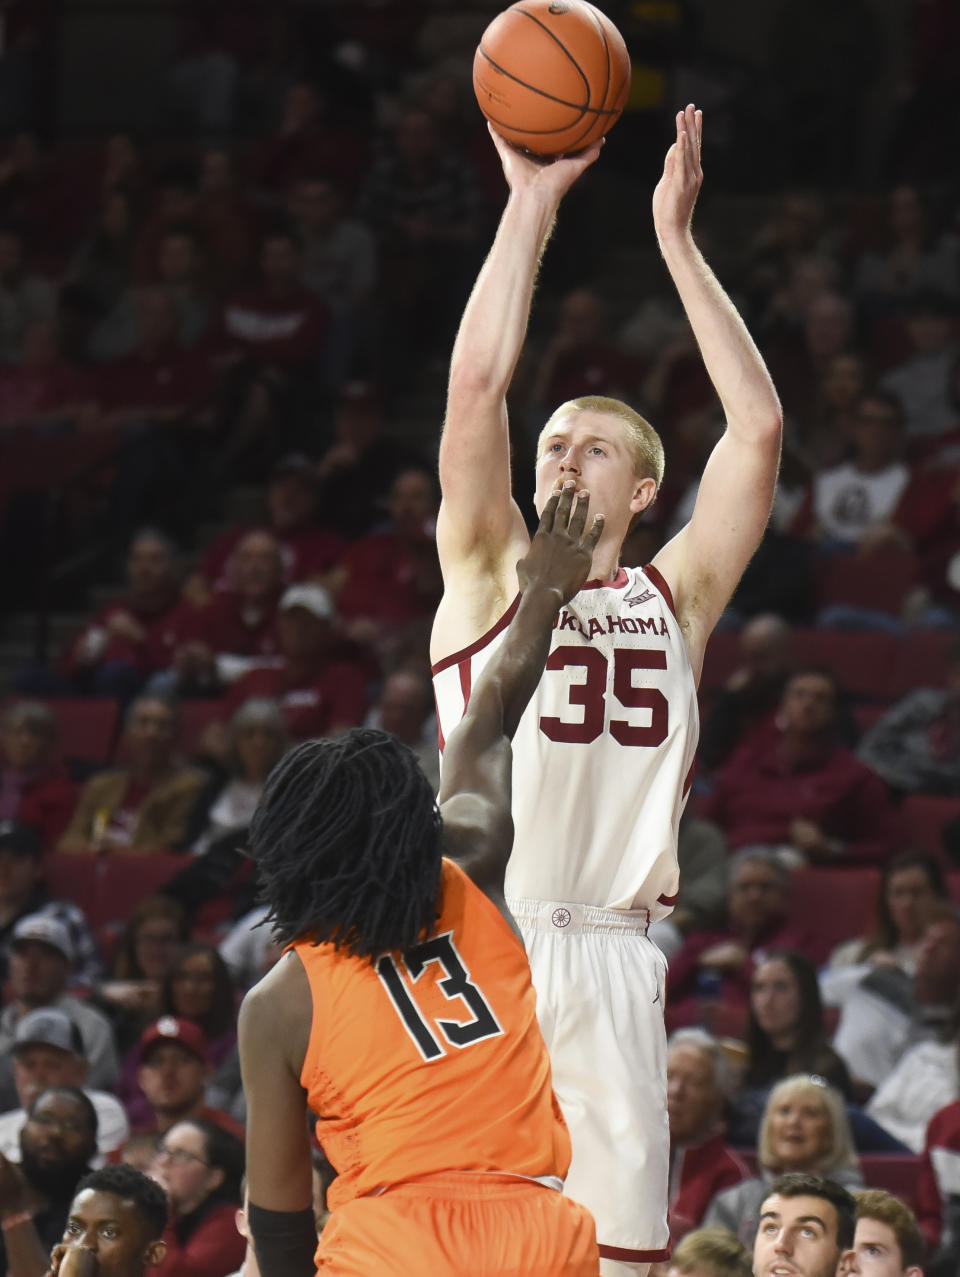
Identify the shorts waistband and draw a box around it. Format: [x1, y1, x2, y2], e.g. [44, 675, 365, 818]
[507, 897, 650, 936]
[375, 1172, 562, 1200]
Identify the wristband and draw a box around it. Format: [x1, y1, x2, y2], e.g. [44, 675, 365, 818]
[1, 1211, 33, 1232]
[247, 1203, 317, 1277]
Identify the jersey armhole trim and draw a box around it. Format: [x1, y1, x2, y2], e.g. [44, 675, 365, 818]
[643, 562, 678, 621]
[431, 595, 521, 676]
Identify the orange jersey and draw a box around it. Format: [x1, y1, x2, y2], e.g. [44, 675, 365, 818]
[294, 859, 571, 1209]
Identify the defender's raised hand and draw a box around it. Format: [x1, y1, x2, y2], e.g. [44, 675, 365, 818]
[652, 103, 703, 245]
[517, 481, 604, 607]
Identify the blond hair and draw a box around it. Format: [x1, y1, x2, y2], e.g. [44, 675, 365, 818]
[537, 396, 666, 488]
[758, 1074, 859, 1176]
[854, 1190, 924, 1269]
[669, 1227, 752, 1277]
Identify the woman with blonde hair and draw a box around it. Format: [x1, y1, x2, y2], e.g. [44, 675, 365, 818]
[704, 1074, 863, 1243]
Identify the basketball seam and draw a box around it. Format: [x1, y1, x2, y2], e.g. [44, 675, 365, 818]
[475, 48, 624, 125]
[564, 2, 611, 150]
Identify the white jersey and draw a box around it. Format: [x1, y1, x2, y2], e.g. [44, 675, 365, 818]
[433, 564, 698, 917]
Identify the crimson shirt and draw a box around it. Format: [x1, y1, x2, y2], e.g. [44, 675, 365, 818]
[221, 658, 368, 742]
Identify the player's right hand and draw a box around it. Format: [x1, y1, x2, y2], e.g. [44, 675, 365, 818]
[517, 480, 604, 607]
[488, 124, 602, 201]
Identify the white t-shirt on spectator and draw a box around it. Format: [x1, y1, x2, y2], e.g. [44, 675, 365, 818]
[866, 1039, 959, 1153]
[813, 462, 909, 545]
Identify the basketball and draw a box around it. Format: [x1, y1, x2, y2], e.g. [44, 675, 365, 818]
[472, 0, 631, 157]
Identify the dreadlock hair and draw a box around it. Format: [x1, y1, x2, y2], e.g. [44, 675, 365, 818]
[249, 728, 443, 960]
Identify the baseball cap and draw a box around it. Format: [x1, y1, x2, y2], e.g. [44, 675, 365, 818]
[11, 914, 73, 963]
[138, 1016, 210, 1065]
[13, 1008, 84, 1056]
[271, 453, 318, 483]
[0, 821, 43, 857]
[280, 583, 334, 621]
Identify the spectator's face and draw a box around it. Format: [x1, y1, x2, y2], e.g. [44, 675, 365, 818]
[292, 179, 339, 233]
[822, 354, 866, 411]
[751, 959, 801, 1042]
[232, 533, 282, 598]
[727, 861, 784, 935]
[13, 1044, 86, 1110]
[666, 1044, 720, 1143]
[2, 718, 53, 770]
[284, 83, 318, 131]
[557, 289, 606, 346]
[914, 918, 960, 996]
[768, 1088, 831, 1170]
[151, 1122, 221, 1214]
[261, 236, 298, 288]
[804, 296, 852, 360]
[755, 1193, 842, 1277]
[738, 619, 790, 682]
[233, 723, 283, 782]
[388, 470, 437, 535]
[126, 537, 175, 600]
[885, 866, 937, 944]
[137, 1043, 207, 1113]
[378, 674, 432, 743]
[844, 1217, 917, 1277]
[169, 952, 217, 1024]
[125, 700, 177, 769]
[62, 1188, 166, 1276]
[0, 232, 23, 278]
[133, 916, 182, 981]
[780, 673, 835, 736]
[277, 607, 327, 660]
[21, 1093, 96, 1194]
[906, 309, 953, 354]
[0, 849, 42, 908]
[158, 234, 198, 285]
[10, 941, 71, 1005]
[852, 400, 901, 467]
[267, 473, 316, 531]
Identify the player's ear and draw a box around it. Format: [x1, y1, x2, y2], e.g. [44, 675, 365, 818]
[630, 476, 657, 515]
[144, 1239, 167, 1268]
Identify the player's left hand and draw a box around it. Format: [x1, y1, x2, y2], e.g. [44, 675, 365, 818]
[652, 104, 703, 245]
[518, 480, 604, 607]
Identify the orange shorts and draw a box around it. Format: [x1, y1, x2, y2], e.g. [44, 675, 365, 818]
[316, 1172, 599, 1276]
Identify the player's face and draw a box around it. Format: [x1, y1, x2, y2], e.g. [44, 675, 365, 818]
[534, 410, 651, 548]
[843, 1218, 917, 1277]
[62, 1189, 164, 1276]
[754, 1194, 841, 1277]
[768, 1089, 831, 1170]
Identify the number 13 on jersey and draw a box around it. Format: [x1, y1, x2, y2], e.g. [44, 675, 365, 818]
[540, 645, 669, 746]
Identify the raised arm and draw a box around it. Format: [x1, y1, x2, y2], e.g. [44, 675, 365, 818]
[433, 131, 603, 654]
[651, 106, 783, 666]
[438, 484, 602, 904]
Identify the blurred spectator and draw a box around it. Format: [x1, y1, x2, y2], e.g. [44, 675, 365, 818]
[667, 850, 807, 1031]
[126, 1017, 243, 1142]
[358, 105, 482, 388]
[821, 851, 949, 1008]
[857, 637, 960, 795]
[917, 1097, 960, 1259]
[95, 896, 189, 1056]
[0, 225, 55, 363]
[854, 186, 960, 317]
[797, 350, 869, 471]
[880, 291, 958, 441]
[665, 1227, 752, 1277]
[131, 164, 201, 285]
[287, 174, 377, 384]
[184, 698, 287, 857]
[0, 915, 118, 1111]
[0, 1009, 128, 1164]
[64, 189, 135, 321]
[57, 696, 206, 854]
[59, 529, 193, 700]
[667, 1030, 749, 1238]
[314, 380, 427, 539]
[766, 291, 857, 427]
[705, 1075, 861, 1245]
[255, 81, 364, 196]
[848, 1190, 926, 1277]
[863, 1003, 958, 1154]
[217, 585, 368, 743]
[0, 319, 94, 429]
[194, 147, 256, 297]
[701, 669, 895, 865]
[190, 454, 343, 604]
[150, 1118, 245, 1277]
[331, 465, 442, 650]
[648, 815, 729, 962]
[744, 191, 834, 311]
[0, 704, 77, 845]
[833, 905, 960, 1095]
[364, 669, 439, 793]
[791, 391, 912, 552]
[0, 821, 100, 987]
[171, 531, 283, 695]
[217, 906, 273, 994]
[728, 951, 853, 1147]
[698, 614, 793, 774]
[0, 1087, 98, 1277]
[157, 946, 236, 1072]
[526, 288, 636, 416]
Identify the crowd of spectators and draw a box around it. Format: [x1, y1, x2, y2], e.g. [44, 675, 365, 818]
[0, 2, 959, 1274]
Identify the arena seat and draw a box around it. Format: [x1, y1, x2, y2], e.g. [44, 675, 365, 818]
[895, 794, 960, 858]
[44, 851, 189, 930]
[889, 630, 956, 699]
[793, 630, 897, 701]
[44, 698, 121, 766]
[816, 548, 920, 618]
[858, 1154, 923, 1209]
[699, 630, 741, 695]
[176, 699, 223, 757]
[786, 867, 882, 965]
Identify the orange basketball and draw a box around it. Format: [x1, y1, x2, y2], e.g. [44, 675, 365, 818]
[473, 0, 631, 157]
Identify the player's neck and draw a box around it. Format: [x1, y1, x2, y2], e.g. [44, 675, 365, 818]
[587, 546, 621, 584]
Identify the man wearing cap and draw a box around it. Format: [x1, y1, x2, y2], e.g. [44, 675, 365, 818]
[216, 584, 368, 742]
[57, 698, 206, 855]
[0, 915, 118, 1112]
[129, 1018, 244, 1144]
[0, 1010, 128, 1166]
[190, 455, 345, 605]
[0, 822, 100, 988]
